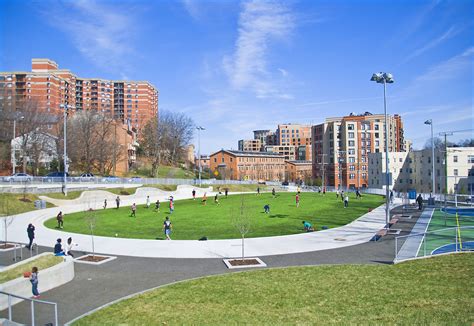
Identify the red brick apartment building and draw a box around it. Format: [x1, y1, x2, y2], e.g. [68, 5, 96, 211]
[312, 112, 406, 189]
[0, 58, 158, 134]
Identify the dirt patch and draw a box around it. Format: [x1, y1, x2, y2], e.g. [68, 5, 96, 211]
[77, 255, 110, 262]
[228, 259, 261, 266]
[0, 243, 15, 249]
[19, 198, 32, 203]
[119, 190, 130, 195]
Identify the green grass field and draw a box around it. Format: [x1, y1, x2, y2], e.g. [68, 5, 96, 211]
[44, 192, 383, 240]
[419, 209, 474, 255]
[73, 253, 474, 325]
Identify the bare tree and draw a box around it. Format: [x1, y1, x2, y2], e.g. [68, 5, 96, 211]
[231, 195, 252, 261]
[141, 117, 163, 177]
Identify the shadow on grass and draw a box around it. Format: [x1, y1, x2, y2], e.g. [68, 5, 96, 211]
[270, 214, 289, 218]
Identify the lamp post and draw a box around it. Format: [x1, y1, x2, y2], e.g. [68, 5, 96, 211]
[424, 119, 435, 198]
[11, 112, 24, 174]
[196, 126, 205, 186]
[60, 104, 70, 196]
[371, 72, 394, 229]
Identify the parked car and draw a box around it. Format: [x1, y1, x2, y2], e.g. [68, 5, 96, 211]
[102, 175, 120, 183]
[78, 173, 95, 181]
[44, 172, 69, 182]
[4, 173, 33, 182]
[282, 181, 289, 186]
[128, 176, 142, 183]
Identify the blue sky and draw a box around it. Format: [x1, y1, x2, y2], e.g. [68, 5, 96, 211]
[1, 0, 472, 154]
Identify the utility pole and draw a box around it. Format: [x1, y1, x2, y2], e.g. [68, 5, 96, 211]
[196, 126, 205, 186]
[60, 104, 69, 196]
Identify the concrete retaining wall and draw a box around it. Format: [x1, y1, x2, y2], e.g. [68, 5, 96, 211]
[0, 253, 74, 310]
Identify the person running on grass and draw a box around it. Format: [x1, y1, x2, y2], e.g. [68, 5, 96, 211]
[225, 188, 228, 198]
[30, 266, 40, 298]
[192, 189, 196, 200]
[56, 211, 64, 229]
[155, 199, 160, 212]
[272, 188, 276, 198]
[116, 196, 121, 209]
[130, 203, 137, 217]
[302, 221, 314, 232]
[257, 187, 260, 196]
[169, 200, 174, 214]
[344, 195, 349, 208]
[264, 204, 270, 214]
[202, 193, 207, 205]
[103, 199, 107, 209]
[296, 194, 300, 208]
[341, 190, 345, 202]
[214, 194, 219, 205]
[336, 190, 339, 198]
[146, 196, 151, 208]
[163, 217, 172, 240]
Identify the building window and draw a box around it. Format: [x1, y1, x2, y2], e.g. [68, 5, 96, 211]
[349, 173, 355, 179]
[375, 133, 379, 138]
[468, 155, 474, 163]
[375, 124, 379, 130]
[348, 124, 354, 130]
[453, 155, 458, 163]
[348, 132, 354, 138]
[454, 169, 458, 176]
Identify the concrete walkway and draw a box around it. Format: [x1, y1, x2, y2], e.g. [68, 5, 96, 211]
[394, 208, 434, 262]
[5, 186, 399, 258]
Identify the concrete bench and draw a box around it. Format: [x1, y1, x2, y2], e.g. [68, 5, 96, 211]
[389, 218, 399, 226]
[371, 229, 387, 242]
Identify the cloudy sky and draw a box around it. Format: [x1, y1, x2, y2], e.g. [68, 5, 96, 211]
[1, 0, 472, 154]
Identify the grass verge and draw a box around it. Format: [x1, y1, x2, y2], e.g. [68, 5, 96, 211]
[0, 255, 63, 283]
[73, 254, 474, 325]
[0, 193, 55, 215]
[44, 192, 383, 240]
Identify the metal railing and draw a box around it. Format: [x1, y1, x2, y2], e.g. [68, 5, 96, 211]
[394, 226, 474, 263]
[1, 241, 39, 262]
[0, 291, 58, 326]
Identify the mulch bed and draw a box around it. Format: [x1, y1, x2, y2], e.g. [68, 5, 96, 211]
[120, 191, 130, 195]
[228, 259, 261, 266]
[0, 243, 15, 249]
[19, 198, 32, 202]
[77, 255, 110, 262]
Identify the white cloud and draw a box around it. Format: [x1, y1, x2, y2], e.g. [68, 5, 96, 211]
[223, 0, 295, 98]
[44, 0, 139, 76]
[402, 25, 465, 64]
[278, 68, 288, 77]
[181, 0, 201, 20]
[415, 47, 474, 82]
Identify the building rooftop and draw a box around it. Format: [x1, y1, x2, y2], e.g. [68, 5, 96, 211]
[286, 160, 312, 165]
[211, 149, 285, 158]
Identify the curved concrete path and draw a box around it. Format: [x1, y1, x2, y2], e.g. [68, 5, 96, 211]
[6, 186, 399, 258]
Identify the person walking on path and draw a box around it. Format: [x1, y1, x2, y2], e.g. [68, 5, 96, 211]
[65, 237, 77, 258]
[296, 194, 300, 208]
[390, 190, 394, 204]
[146, 196, 151, 208]
[27, 223, 35, 250]
[225, 188, 228, 198]
[155, 199, 160, 212]
[130, 203, 137, 217]
[272, 188, 276, 198]
[416, 194, 423, 210]
[169, 200, 174, 214]
[56, 211, 64, 229]
[103, 199, 107, 209]
[54, 238, 65, 256]
[116, 196, 121, 209]
[30, 266, 40, 298]
[202, 193, 207, 205]
[163, 217, 172, 240]
[344, 195, 349, 208]
[214, 194, 219, 205]
[192, 189, 196, 200]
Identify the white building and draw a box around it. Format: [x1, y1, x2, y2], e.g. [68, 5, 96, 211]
[11, 132, 58, 171]
[369, 147, 474, 194]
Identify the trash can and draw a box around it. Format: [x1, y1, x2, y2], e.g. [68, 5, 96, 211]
[34, 200, 41, 209]
[41, 200, 47, 209]
[428, 197, 435, 206]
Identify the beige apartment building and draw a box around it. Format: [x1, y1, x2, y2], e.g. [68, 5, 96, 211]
[238, 139, 262, 152]
[0, 58, 158, 136]
[312, 112, 406, 189]
[368, 147, 474, 194]
[209, 150, 285, 181]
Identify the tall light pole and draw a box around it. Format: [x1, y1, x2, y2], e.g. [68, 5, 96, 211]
[424, 119, 435, 197]
[60, 104, 70, 196]
[371, 72, 394, 229]
[196, 126, 205, 186]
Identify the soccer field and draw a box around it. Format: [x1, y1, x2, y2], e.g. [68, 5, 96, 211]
[44, 192, 384, 240]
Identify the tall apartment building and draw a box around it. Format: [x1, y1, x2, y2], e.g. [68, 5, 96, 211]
[369, 147, 474, 194]
[0, 58, 158, 135]
[312, 112, 406, 189]
[253, 129, 277, 147]
[209, 150, 285, 181]
[238, 139, 262, 152]
[276, 123, 312, 146]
